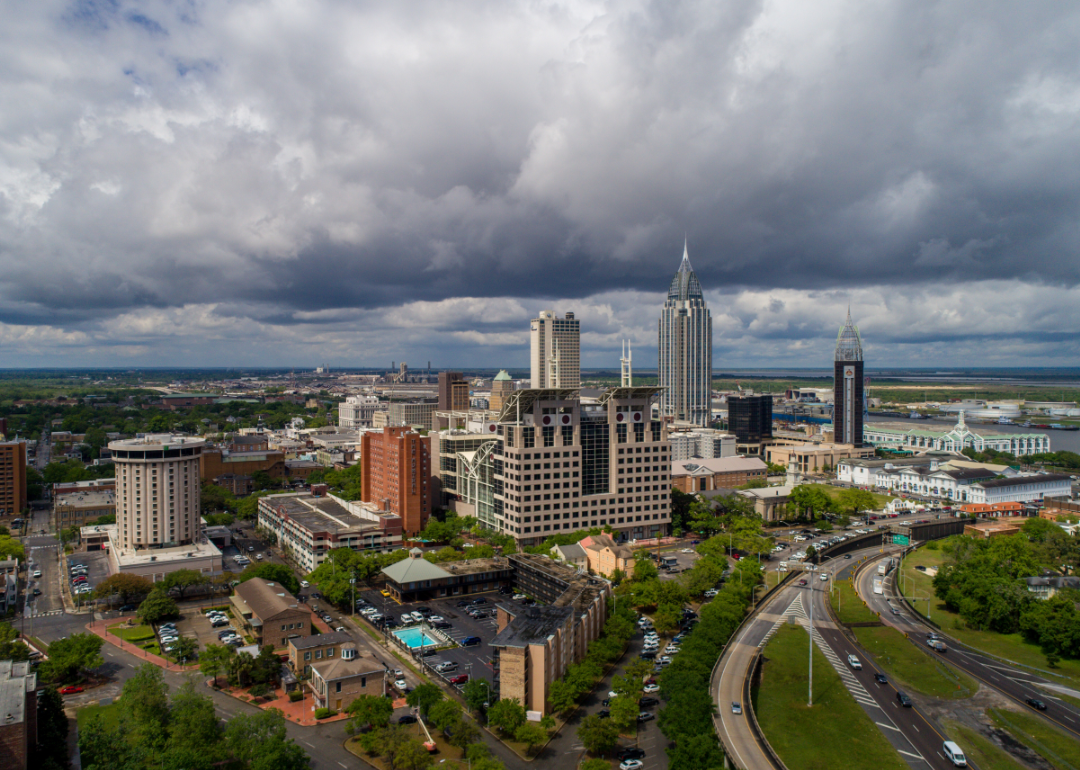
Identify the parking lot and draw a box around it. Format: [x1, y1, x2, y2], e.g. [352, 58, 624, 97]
[651, 547, 700, 579]
[353, 588, 517, 691]
[66, 550, 110, 606]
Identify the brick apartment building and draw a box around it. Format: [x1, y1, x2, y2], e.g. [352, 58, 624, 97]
[0, 442, 27, 517]
[200, 446, 286, 484]
[361, 426, 432, 535]
[230, 578, 311, 649]
[0, 660, 37, 770]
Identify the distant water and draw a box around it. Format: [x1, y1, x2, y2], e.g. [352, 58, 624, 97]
[865, 413, 1080, 454]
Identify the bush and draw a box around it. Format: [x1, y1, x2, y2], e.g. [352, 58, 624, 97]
[289, 691, 303, 702]
[314, 707, 338, 719]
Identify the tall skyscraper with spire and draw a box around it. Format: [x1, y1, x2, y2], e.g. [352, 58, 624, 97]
[834, 308, 865, 446]
[659, 241, 712, 425]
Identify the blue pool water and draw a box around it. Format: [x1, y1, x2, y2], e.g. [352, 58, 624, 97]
[393, 627, 440, 649]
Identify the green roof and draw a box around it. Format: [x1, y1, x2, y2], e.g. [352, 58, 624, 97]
[493, 370, 512, 381]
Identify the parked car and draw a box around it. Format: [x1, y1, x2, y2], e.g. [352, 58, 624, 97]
[617, 747, 645, 761]
[471, 597, 487, 605]
[636, 712, 655, 722]
[639, 697, 658, 707]
[433, 622, 452, 630]
[399, 714, 417, 724]
[643, 683, 660, 693]
[640, 651, 657, 660]
[435, 662, 458, 673]
[300, 580, 310, 588]
[59, 686, 84, 695]
[394, 679, 408, 691]
[513, 594, 527, 600]
[620, 761, 644, 770]
[450, 674, 469, 685]
[461, 636, 481, 647]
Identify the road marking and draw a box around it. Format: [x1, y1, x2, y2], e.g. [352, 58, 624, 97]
[304, 741, 315, 748]
[897, 749, 925, 759]
[875, 722, 901, 731]
[911, 723, 918, 732]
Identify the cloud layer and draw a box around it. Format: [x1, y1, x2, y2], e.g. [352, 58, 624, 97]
[2, 1, 1079, 367]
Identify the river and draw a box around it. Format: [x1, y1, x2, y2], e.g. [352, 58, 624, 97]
[864, 413, 1080, 454]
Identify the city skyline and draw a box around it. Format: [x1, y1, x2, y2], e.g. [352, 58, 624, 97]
[3, 4, 1080, 369]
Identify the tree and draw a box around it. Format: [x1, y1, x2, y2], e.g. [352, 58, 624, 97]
[391, 735, 434, 770]
[405, 683, 444, 718]
[120, 664, 171, 752]
[514, 721, 548, 755]
[608, 695, 639, 731]
[837, 488, 877, 517]
[138, 590, 179, 625]
[462, 677, 494, 713]
[171, 635, 199, 663]
[222, 708, 310, 770]
[200, 644, 235, 688]
[624, 656, 654, 682]
[34, 686, 69, 770]
[167, 680, 221, 758]
[427, 698, 464, 732]
[238, 563, 301, 595]
[39, 632, 104, 684]
[0, 534, 25, 561]
[0, 622, 30, 662]
[486, 698, 526, 735]
[346, 694, 394, 733]
[576, 714, 620, 755]
[547, 678, 579, 714]
[632, 559, 658, 582]
[447, 718, 481, 752]
[162, 569, 207, 601]
[94, 572, 154, 605]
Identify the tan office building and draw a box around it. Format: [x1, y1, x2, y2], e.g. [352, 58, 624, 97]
[530, 311, 580, 388]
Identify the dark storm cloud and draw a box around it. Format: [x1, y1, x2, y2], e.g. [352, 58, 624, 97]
[2, 0, 1080, 366]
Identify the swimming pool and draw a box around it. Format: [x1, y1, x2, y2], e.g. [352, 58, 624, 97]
[393, 627, 440, 649]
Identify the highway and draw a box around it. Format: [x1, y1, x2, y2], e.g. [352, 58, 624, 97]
[857, 553, 1080, 742]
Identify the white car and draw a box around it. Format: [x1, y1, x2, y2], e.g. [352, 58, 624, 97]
[394, 679, 408, 691]
[657, 656, 673, 665]
[704, 589, 719, 598]
[620, 761, 644, 770]
[665, 645, 680, 654]
[160, 635, 178, 643]
[360, 607, 378, 615]
[681, 548, 694, 553]
[401, 614, 414, 624]
[300, 580, 310, 588]
[394, 669, 404, 679]
[410, 612, 425, 623]
[643, 683, 660, 693]
[513, 594, 527, 600]
[32, 570, 41, 578]
[428, 615, 444, 623]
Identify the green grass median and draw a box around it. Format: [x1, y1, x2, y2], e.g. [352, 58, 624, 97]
[753, 624, 907, 770]
[851, 625, 976, 699]
[829, 577, 880, 625]
[989, 708, 1080, 770]
[941, 719, 1026, 770]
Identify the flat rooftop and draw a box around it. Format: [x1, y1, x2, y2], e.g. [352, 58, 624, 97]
[56, 489, 115, 508]
[263, 493, 385, 536]
[441, 557, 514, 577]
[111, 530, 222, 566]
[491, 604, 574, 647]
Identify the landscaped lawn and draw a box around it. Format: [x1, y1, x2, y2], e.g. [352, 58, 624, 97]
[803, 484, 893, 510]
[941, 719, 1027, 770]
[107, 623, 155, 643]
[753, 624, 907, 770]
[900, 545, 1080, 688]
[829, 577, 880, 625]
[77, 702, 122, 732]
[989, 708, 1080, 770]
[851, 625, 976, 699]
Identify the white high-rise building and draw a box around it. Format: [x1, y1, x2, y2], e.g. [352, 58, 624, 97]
[658, 242, 712, 426]
[530, 310, 580, 388]
[338, 395, 388, 428]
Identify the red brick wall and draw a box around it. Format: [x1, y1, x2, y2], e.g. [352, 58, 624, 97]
[361, 427, 431, 535]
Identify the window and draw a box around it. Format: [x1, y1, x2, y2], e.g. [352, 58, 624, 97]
[316, 650, 323, 659]
[305, 652, 311, 661]
[336, 682, 342, 693]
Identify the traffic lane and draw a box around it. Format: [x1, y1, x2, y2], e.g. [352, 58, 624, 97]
[30, 544, 63, 614]
[812, 593, 957, 770]
[877, 573, 1080, 740]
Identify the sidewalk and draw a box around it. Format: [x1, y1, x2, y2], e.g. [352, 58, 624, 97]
[87, 616, 196, 673]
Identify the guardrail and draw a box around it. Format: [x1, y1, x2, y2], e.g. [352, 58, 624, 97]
[709, 570, 797, 770]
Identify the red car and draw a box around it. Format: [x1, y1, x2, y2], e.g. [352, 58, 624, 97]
[450, 674, 469, 685]
[59, 686, 84, 695]
[644, 678, 657, 685]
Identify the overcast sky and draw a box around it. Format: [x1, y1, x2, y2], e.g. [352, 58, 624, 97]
[3, 1, 1080, 370]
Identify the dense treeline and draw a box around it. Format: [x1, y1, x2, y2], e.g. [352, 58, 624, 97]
[933, 520, 1080, 662]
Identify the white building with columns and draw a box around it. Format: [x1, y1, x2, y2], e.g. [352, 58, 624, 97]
[863, 412, 1050, 457]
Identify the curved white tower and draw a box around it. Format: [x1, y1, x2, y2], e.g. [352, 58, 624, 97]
[659, 241, 712, 426]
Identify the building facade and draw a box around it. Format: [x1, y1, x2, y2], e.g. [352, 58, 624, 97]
[110, 435, 203, 551]
[257, 491, 402, 573]
[531, 311, 580, 388]
[337, 395, 387, 428]
[668, 428, 736, 461]
[863, 411, 1051, 457]
[360, 426, 432, 535]
[493, 387, 671, 545]
[671, 456, 769, 492]
[53, 488, 115, 533]
[230, 577, 310, 649]
[438, 371, 470, 412]
[833, 309, 865, 447]
[727, 396, 773, 442]
[658, 243, 712, 426]
[0, 441, 27, 517]
[309, 644, 385, 711]
[373, 402, 438, 431]
[0, 660, 37, 770]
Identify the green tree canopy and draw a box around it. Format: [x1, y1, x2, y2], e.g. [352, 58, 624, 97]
[238, 562, 301, 595]
[137, 590, 179, 625]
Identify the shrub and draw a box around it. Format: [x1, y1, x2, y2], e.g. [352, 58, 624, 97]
[314, 707, 338, 719]
[289, 691, 303, 702]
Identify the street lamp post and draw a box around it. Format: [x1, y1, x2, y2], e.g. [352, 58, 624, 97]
[808, 577, 814, 707]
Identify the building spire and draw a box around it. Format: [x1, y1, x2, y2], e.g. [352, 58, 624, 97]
[680, 236, 692, 272]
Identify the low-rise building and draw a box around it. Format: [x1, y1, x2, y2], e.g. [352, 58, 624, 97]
[310, 643, 386, 712]
[668, 429, 736, 461]
[579, 533, 635, 577]
[1023, 576, 1080, 600]
[671, 456, 768, 493]
[864, 411, 1050, 457]
[737, 484, 794, 521]
[380, 549, 513, 603]
[965, 474, 1073, 505]
[258, 491, 403, 574]
[287, 631, 355, 677]
[200, 447, 286, 483]
[765, 442, 875, 474]
[549, 543, 587, 569]
[0, 660, 37, 770]
[338, 395, 388, 428]
[958, 502, 1027, 518]
[230, 578, 311, 649]
[53, 488, 115, 533]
